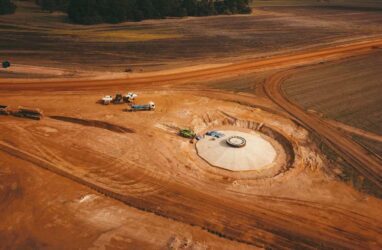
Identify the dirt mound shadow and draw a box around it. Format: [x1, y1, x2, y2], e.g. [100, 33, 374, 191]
[50, 116, 135, 134]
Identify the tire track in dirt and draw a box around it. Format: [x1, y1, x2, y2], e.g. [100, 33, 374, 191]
[1, 140, 381, 249]
[263, 69, 382, 191]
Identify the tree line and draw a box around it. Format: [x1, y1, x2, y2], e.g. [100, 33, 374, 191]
[0, 0, 16, 15]
[65, 0, 252, 24]
[35, 0, 68, 12]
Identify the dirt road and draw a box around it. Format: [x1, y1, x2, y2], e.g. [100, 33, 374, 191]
[1, 37, 382, 91]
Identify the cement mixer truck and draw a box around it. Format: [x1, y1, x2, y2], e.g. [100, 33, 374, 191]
[130, 102, 155, 112]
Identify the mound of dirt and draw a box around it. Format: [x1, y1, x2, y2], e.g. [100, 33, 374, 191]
[50, 116, 135, 134]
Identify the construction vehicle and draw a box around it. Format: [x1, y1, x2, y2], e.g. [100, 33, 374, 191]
[0, 105, 10, 115]
[130, 102, 155, 112]
[195, 135, 203, 141]
[206, 131, 225, 138]
[123, 93, 138, 103]
[113, 93, 124, 104]
[179, 129, 196, 139]
[13, 106, 43, 120]
[2, 61, 10, 68]
[101, 95, 113, 105]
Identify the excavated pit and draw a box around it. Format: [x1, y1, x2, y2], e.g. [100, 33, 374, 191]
[192, 115, 296, 178]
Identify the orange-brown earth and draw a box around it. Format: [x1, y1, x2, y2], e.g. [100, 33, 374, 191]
[1, 36, 382, 249]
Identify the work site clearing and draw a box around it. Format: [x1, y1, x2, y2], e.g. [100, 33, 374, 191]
[1, 2, 382, 250]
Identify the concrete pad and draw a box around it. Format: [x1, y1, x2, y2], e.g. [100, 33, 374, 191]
[196, 130, 277, 171]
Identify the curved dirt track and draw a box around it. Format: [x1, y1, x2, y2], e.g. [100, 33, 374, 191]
[1, 38, 382, 249]
[1, 37, 382, 91]
[263, 70, 382, 190]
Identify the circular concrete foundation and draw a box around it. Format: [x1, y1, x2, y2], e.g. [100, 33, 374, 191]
[226, 136, 247, 148]
[196, 130, 277, 171]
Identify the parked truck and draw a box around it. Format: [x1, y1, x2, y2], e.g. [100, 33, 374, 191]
[179, 129, 196, 139]
[123, 93, 138, 103]
[2, 61, 10, 69]
[101, 95, 113, 105]
[130, 102, 155, 112]
[113, 93, 124, 104]
[0, 105, 10, 115]
[14, 106, 43, 120]
[101, 92, 138, 105]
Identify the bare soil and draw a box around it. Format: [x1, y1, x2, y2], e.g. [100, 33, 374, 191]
[0, 89, 381, 248]
[0, 149, 254, 250]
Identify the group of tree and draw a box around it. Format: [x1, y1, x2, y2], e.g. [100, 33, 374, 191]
[35, 0, 69, 12]
[0, 0, 16, 15]
[67, 0, 252, 24]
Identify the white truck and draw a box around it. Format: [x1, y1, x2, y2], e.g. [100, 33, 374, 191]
[101, 95, 113, 105]
[0, 105, 10, 115]
[124, 93, 138, 103]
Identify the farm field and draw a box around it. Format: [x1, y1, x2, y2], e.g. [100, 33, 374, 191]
[1, 2, 382, 77]
[282, 51, 382, 136]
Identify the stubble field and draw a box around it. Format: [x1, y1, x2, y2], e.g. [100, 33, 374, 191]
[1, 2, 382, 76]
[282, 51, 382, 154]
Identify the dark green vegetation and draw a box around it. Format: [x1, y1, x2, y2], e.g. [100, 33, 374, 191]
[35, 0, 68, 12]
[283, 51, 382, 135]
[0, 0, 16, 15]
[67, 0, 252, 24]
